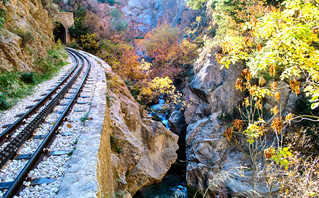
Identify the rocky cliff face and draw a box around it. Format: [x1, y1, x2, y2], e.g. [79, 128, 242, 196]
[177, 43, 280, 196]
[121, 0, 197, 34]
[180, 44, 299, 196]
[181, 45, 250, 196]
[65, 0, 197, 37]
[0, 0, 54, 72]
[98, 69, 179, 197]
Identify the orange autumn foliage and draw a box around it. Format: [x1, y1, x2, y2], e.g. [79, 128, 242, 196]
[99, 39, 145, 82]
[100, 24, 199, 104]
[118, 46, 145, 82]
[137, 24, 199, 79]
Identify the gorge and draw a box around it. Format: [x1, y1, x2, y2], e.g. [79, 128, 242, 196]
[0, 0, 319, 197]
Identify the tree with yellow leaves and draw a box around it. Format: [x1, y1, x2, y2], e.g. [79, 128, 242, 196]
[216, 0, 319, 197]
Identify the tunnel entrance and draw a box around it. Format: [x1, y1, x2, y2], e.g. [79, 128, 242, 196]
[53, 22, 66, 44]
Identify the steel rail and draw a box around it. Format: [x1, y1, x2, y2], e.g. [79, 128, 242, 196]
[0, 50, 79, 144]
[2, 49, 91, 198]
[0, 49, 85, 168]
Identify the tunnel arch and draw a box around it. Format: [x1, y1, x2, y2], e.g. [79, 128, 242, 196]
[53, 22, 67, 44]
[52, 12, 74, 44]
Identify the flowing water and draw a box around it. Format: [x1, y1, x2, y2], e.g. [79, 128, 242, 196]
[133, 99, 188, 198]
[148, 99, 170, 129]
[133, 173, 187, 198]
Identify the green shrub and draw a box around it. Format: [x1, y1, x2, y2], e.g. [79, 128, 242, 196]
[105, 91, 115, 107]
[0, 72, 26, 98]
[110, 8, 121, 18]
[69, 7, 90, 40]
[20, 72, 35, 84]
[110, 8, 128, 32]
[80, 33, 100, 53]
[80, 112, 89, 123]
[36, 45, 68, 75]
[107, 0, 115, 6]
[0, 0, 9, 31]
[0, 43, 68, 110]
[69, 24, 89, 41]
[110, 134, 123, 154]
[97, 0, 119, 5]
[111, 19, 128, 32]
[187, 0, 206, 10]
[41, 0, 59, 17]
[0, 93, 9, 110]
[14, 28, 34, 47]
[67, 41, 79, 48]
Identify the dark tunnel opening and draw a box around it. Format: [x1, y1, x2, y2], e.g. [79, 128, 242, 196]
[53, 22, 66, 44]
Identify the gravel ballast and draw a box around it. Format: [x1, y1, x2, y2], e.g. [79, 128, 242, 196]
[0, 50, 109, 197]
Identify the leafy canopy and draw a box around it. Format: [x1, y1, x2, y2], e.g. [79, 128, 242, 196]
[69, 7, 90, 40]
[219, 0, 319, 108]
[137, 24, 199, 79]
[187, 0, 206, 10]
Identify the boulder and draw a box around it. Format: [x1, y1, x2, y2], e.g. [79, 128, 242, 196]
[183, 86, 211, 125]
[168, 109, 186, 135]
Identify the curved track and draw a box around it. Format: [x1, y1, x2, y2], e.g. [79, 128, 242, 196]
[0, 48, 92, 198]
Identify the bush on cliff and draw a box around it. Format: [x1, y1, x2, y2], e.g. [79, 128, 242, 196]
[0, 0, 9, 31]
[109, 8, 128, 32]
[0, 42, 68, 110]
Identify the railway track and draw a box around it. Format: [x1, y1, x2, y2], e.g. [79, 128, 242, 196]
[0, 48, 93, 197]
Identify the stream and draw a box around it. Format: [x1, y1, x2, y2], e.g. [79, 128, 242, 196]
[148, 99, 170, 129]
[133, 99, 188, 198]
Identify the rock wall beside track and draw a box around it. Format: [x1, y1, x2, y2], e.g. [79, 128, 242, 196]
[96, 58, 179, 197]
[0, 0, 54, 72]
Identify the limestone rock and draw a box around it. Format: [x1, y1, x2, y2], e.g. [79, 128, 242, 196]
[184, 46, 245, 124]
[0, 0, 54, 72]
[98, 71, 179, 197]
[183, 86, 211, 125]
[168, 109, 186, 135]
[121, 0, 198, 34]
[70, 0, 199, 38]
[183, 45, 273, 196]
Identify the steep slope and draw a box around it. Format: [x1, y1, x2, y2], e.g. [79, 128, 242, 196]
[98, 67, 179, 197]
[179, 0, 305, 196]
[182, 45, 249, 196]
[121, 0, 197, 34]
[59, 0, 198, 37]
[0, 0, 54, 72]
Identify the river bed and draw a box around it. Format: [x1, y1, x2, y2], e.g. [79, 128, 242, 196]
[133, 99, 188, 198]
